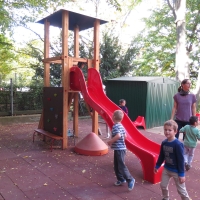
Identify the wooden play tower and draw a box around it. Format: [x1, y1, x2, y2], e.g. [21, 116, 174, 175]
[36, 9, 108, 149]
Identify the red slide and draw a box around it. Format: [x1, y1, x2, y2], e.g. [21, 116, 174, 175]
[70, 67, 163, 184]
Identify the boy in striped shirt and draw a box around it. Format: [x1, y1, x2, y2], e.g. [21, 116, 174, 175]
[107, 110, 135, 191]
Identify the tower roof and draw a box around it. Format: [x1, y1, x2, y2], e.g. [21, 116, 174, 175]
[37, 9, 108, 31]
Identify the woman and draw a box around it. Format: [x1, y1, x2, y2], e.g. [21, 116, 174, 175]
[170, 79, 196, 140]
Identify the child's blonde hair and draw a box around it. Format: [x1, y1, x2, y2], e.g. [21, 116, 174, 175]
[113, 110, 124, 122]
[164, 120, 178, 132]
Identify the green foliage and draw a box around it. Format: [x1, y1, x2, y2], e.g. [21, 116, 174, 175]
[134, 5, 176, 76]
[118, 40, 140, 75]
[106, 0, 122, 11]
[29, 30, 140, 85]
[0, 4, 10, 33]
[0, 35, 16, 78]
[0, 82, 43, 112]
[0, 0, 74, 33]
[133, 2, 200, 79]
[100, 31, 139, 81]
[100, 32, 121, 80]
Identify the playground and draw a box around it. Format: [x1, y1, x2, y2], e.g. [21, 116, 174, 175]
[0, 8, 199, 200]
[34, 8, 164, 185]
[0, 119, 200, 199]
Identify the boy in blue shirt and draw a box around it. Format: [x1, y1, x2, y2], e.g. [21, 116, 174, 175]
[107, 110, 135, 191]
[179, 116, 200, 171]
[154, 120, 190, 200]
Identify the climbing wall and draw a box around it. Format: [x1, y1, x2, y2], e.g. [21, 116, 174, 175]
[43, 87, 63, 136]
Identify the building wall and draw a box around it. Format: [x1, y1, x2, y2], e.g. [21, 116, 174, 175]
[106, 81, 147, 121]
[106, 78, 179, 129]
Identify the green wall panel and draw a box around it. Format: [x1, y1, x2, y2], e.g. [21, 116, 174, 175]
[106, 77, 179, 129]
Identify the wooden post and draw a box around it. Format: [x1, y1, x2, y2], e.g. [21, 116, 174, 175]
[74, 25, 79, 58]
[87, 59, 93, 69]
[73, 25, 79, 137]
[44, 19, 50, 87]
[38, 19, 50, 129]
[73, 93, 79, 137]
[62, 10, 69, 149]
[92, 19, 100, 134]
[94, 20, 100, 71]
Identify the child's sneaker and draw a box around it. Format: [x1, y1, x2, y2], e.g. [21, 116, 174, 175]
[114, 179, 126, 186]
[128, 179, 135, 191]
[185, 163, 191, 171]
[187, 164, 191, 171]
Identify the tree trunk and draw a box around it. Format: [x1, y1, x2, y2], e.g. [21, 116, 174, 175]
[175, 21, 188, 81]
[174, 0, 189, 81]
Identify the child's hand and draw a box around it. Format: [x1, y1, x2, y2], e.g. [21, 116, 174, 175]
[107, 141, 112, 146]
[179, 176, 185, 184]
[154, 168, 158, 174]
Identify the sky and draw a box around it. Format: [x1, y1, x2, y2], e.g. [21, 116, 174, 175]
[13, 0, 161, 46]
[8, 0, 163, 83]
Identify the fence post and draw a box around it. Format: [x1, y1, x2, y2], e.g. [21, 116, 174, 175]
[10, 78, 13, 116]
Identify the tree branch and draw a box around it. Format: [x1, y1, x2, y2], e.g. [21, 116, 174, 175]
[186, 10, 200, 52]
[166, 0, 176, 19]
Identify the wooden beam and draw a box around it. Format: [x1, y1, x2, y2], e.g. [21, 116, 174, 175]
[73, 25, 79, 137]
[73, 57, 88, 63]
[68, 93, 74, 110]
[85, 103, 93, 117]
[38, 110, 44, 129]
[93, 19, 100, 71]
[41, 19, 50, 133]
[43, 56, 64, 63]
[62, 10, 69, 149]
[87, 59, 93, 69]
[44, 19, 50, 87]
[43, 56, 88, 64]
[48, 60, 62, 64]
[92, 19, 100, 134]
[73, 93, 79, 137]
[74, 26, 79, 57]
[69, 91, 80, 93]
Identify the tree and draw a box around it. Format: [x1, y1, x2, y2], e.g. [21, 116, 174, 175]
[167, 0, 188, 81]
[133, 1, 200, 79]
[0, 0, 77, 33]
[0, 35, 16, 79]
[131, 5, 177, 77]
[0, 0, 145, 86]
[131, 1, 200, 108]
[100, 32, 121, 80]
[100, 31, 139, 81]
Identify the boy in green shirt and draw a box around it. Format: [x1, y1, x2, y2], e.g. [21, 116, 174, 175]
[179, 116, 200, 171]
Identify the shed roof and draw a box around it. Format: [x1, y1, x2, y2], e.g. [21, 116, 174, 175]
[37, 9, 108, 31]
[108, 76, 178, 83]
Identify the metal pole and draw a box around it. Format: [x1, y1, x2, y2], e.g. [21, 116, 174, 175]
[10, 78, 13, 116]
[15, 73, 17, 84]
